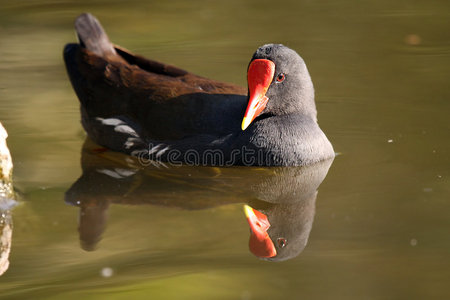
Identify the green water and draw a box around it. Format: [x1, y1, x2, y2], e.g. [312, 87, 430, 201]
[1, 0, 449, 299]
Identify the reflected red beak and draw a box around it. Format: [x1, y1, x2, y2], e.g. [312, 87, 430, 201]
[241, 59, 275, 130]
[243, 205, 276, 258]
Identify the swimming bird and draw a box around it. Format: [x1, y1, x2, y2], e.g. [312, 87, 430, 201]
[64, 13, 334, 166]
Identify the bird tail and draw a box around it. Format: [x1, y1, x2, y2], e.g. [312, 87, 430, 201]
[74, 13, 117, 58]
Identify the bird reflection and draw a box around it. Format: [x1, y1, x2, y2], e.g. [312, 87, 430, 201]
[65, 139, 333, 261]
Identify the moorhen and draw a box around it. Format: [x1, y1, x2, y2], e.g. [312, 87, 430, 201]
[64, 13, 334, 166]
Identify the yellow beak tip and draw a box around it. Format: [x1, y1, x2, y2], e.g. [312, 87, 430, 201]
[241, 117, 250, 131]
[244, 205, 254, 218]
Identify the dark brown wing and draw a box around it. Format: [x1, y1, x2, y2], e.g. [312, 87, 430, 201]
[64, 13, 247, 146]
[64, 44, 247, 141]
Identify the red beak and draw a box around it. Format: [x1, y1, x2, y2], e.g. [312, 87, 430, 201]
[241, 59, 275, 130]
[244, 205, 276, 258]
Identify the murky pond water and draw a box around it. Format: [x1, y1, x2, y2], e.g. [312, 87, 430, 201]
[1, 0, 449, 299]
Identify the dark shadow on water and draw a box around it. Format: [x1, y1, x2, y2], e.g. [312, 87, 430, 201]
[65, 138, 334, 261]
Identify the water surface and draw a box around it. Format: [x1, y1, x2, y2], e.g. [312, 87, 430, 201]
[0, 0, 449, 299]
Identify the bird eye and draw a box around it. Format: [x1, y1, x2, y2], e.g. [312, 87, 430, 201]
[277, 238, 287, 248]
[276, 73, 285, 83]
